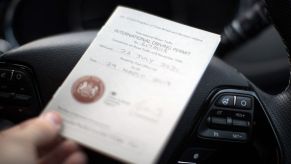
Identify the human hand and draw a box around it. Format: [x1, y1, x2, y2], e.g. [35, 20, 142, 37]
[0, 112, 87, 164]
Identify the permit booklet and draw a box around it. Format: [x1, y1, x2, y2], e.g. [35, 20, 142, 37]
[43, 6, 220, 164]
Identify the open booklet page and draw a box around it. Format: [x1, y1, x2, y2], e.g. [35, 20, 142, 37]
[43, 6, 220, 164]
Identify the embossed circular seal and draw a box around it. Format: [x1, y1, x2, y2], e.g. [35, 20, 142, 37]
[72, 76, 105, 103]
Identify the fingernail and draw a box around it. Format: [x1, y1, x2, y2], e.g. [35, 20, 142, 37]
[41, 112, 62, 129]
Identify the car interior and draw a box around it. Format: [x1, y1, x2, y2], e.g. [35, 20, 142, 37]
[0, 0, 291, 163]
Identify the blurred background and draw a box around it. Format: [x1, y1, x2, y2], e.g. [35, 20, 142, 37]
[0, 0, 289, 94]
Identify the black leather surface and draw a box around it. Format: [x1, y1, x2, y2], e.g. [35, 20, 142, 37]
[253, 1, 291, 163]
[254, 87, 291, 164]
[0, 31, 253, 163]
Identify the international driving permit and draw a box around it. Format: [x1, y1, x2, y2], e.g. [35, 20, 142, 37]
[43, 6, 220, 164]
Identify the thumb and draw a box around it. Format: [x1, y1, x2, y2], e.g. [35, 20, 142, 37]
[6, 112, 62, 147]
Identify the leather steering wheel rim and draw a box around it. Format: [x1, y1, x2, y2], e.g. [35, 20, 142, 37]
[252, 1, 291, 163]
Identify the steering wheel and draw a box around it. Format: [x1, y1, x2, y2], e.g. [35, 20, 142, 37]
[0, 0, 291, 163]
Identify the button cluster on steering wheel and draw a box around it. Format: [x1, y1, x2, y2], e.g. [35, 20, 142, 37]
[0, 63, 41, 122]
[198, 89, 255, 142]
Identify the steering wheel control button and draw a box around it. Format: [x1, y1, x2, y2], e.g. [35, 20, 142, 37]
[0, 84, 10, 91]
[14, 94, 32, 106]
[216, 95, 234, 107]
[233, 112, 250, 120]
[209, 116, 229, 129]
[11, 71, 28, 83]
[235, 96, 252, 109]
[213, 110, 225, 116]
[0, 64, 41, 121]
[232, 119, 250, 129]
[200, 129, 226, 139]
[209, 116, 236, 130]
[200, 129, 247, 141]
[0, 92, 15, 104]
[230, 132, 247, 141]
[15, 85, 33, 94]
[0, 69, 12, 82]
[0, 92, 11, 99]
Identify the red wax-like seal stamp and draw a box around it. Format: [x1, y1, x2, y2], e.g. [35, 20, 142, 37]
[72, 76, 105, 103]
